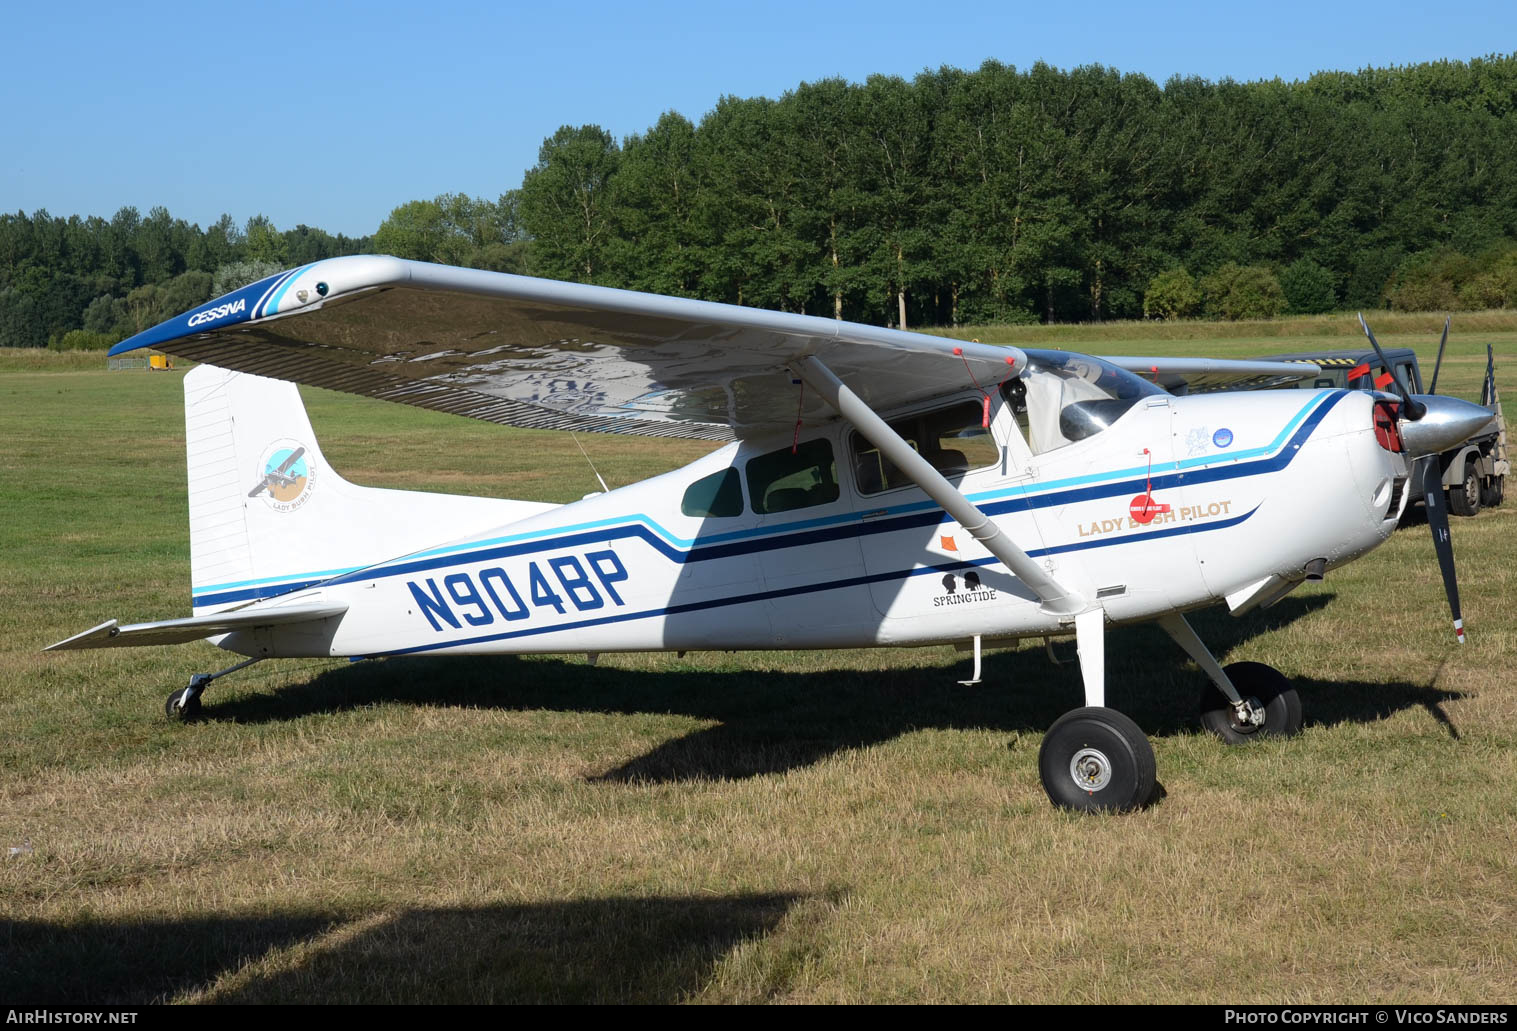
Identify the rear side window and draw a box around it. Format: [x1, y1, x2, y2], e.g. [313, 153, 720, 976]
[681, 468, 743, 518]
[746, 438, 839, 514]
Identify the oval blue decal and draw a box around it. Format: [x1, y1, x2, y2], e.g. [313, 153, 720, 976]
[1213, 428, 1234, 448]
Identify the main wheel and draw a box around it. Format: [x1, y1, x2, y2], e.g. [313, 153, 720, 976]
[1449, 465, 1481, 517]
[1038, 707, 1156, 812]
[165, 687, 202, 721]
[1200, 661, 1302, 744]
[1480, 474, 1504, 509]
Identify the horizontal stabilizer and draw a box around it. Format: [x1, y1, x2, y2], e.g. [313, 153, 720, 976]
[45, 601, 347, 651]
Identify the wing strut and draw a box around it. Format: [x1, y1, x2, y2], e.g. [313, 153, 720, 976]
[793, 356, 1086, 617]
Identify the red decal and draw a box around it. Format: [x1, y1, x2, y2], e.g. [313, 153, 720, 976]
[1131, 448, 1170, 522]
[1374, 371, 1394, 390]
[1349, 362, 1370, 380]
[940, 535, 958, 552]
[1128, 494, 1172, 524]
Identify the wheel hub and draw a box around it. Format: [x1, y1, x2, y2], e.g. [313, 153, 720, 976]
[1230, 696, 1267, 732]
[1069, 747, 1112, 792]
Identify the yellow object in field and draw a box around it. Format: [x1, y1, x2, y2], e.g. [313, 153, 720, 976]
[149, 354, 172, 371]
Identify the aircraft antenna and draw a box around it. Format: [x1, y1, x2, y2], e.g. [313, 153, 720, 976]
[570, 432, 611, 494]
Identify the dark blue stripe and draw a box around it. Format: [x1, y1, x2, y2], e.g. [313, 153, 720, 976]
[194, 391, 1343, 607]
[367, 505, 1260, 657]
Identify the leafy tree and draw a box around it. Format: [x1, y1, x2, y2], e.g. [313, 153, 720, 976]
[1383, 249, 1476, 310]
[609, 112, 705, 297]
[1280, 258, 1338, 314]
[1143, 267, 1201, 319]
[82, 294, 129, 337]
[1200, 263, 1286, 319]
[212, 260, 285, 297]
[49, 329, 116, 351]
[375, 194, 522, 271]
[518, 125, 621, 282]
[161, 270, 213, 317]
[1459, 245, 1517, 308]
[0, 287, 42, 347]
[243, 215, 287, 265]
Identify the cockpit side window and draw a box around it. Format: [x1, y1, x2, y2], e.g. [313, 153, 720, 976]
[850, 400, 998, 495]
[1003, 353, 1164, 454]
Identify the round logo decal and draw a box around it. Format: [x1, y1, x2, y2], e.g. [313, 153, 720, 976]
[1213, 428, 1234, 448]
[249, 439, 316, 512]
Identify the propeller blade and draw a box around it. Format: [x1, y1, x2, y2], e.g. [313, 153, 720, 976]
[1418, 455, 1466, 644]
[1428, 315, 1450, 395]
[1483, 344, 1496, 407]
[1358, 313, 1426, 420]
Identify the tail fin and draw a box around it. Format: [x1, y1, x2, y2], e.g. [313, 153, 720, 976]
[185, 365, 555, 613]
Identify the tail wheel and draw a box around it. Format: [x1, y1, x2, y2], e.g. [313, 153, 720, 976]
[164, 688, 202, 722]
[1200, 661, 1302, 744]
[1449, 465, 1481, 517]
[1038, 707, 1156, 812]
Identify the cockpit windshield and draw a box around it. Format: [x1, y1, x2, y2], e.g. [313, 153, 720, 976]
[1001, 351, 1165, 454]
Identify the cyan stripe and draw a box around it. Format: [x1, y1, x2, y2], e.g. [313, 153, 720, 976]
[192, 391, 1342, 605]
[261, 265, 308, 317]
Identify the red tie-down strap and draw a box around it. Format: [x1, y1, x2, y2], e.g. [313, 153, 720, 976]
[954, 347, 1020, 427]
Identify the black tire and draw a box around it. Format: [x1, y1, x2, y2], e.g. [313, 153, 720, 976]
[1449, 465, 1481, 517]
[1200, 661, 1302, 744]
[1480, 474, 1504, 509]
[1038, 706, 1156, 812]
[165, 688, 202, 721]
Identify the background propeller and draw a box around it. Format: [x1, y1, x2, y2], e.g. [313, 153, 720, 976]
[1357, 313, 1425, 419]
[1358, 314, 1466, 643]
[1427, 315, 1450, 394]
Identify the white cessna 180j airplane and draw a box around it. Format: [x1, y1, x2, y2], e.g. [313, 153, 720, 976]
[47, 257, 1496, 811]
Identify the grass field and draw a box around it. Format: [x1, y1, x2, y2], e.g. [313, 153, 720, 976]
[2, 313, 1515, 1004]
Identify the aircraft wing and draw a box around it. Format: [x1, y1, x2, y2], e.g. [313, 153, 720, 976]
[45, 601, 348, 651]
[1105, 356, 1321, 394]
[109, 256, 1026, 442]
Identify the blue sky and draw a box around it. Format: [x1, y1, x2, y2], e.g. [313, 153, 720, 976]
[3, 0, 1511, 238]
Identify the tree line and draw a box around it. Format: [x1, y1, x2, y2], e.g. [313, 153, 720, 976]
[0, 209, 371, 349]
[498, 55, 1517, 327]
[4, 55, 1517, 348]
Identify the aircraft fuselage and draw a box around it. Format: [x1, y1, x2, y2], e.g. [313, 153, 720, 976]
[214, 385, 1405, 660]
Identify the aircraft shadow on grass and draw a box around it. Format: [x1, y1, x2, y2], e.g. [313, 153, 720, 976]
[1, 891, 809, 1005]
[208, 594, 1467, 783]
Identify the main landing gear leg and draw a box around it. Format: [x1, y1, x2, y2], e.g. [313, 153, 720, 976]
[164, 656, 263, 721]
[1038, 609, 1157, 812]
[1157, 613, 1302, 743]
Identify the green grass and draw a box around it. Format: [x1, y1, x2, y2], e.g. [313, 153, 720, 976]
[1, 324, 1515, 1004]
